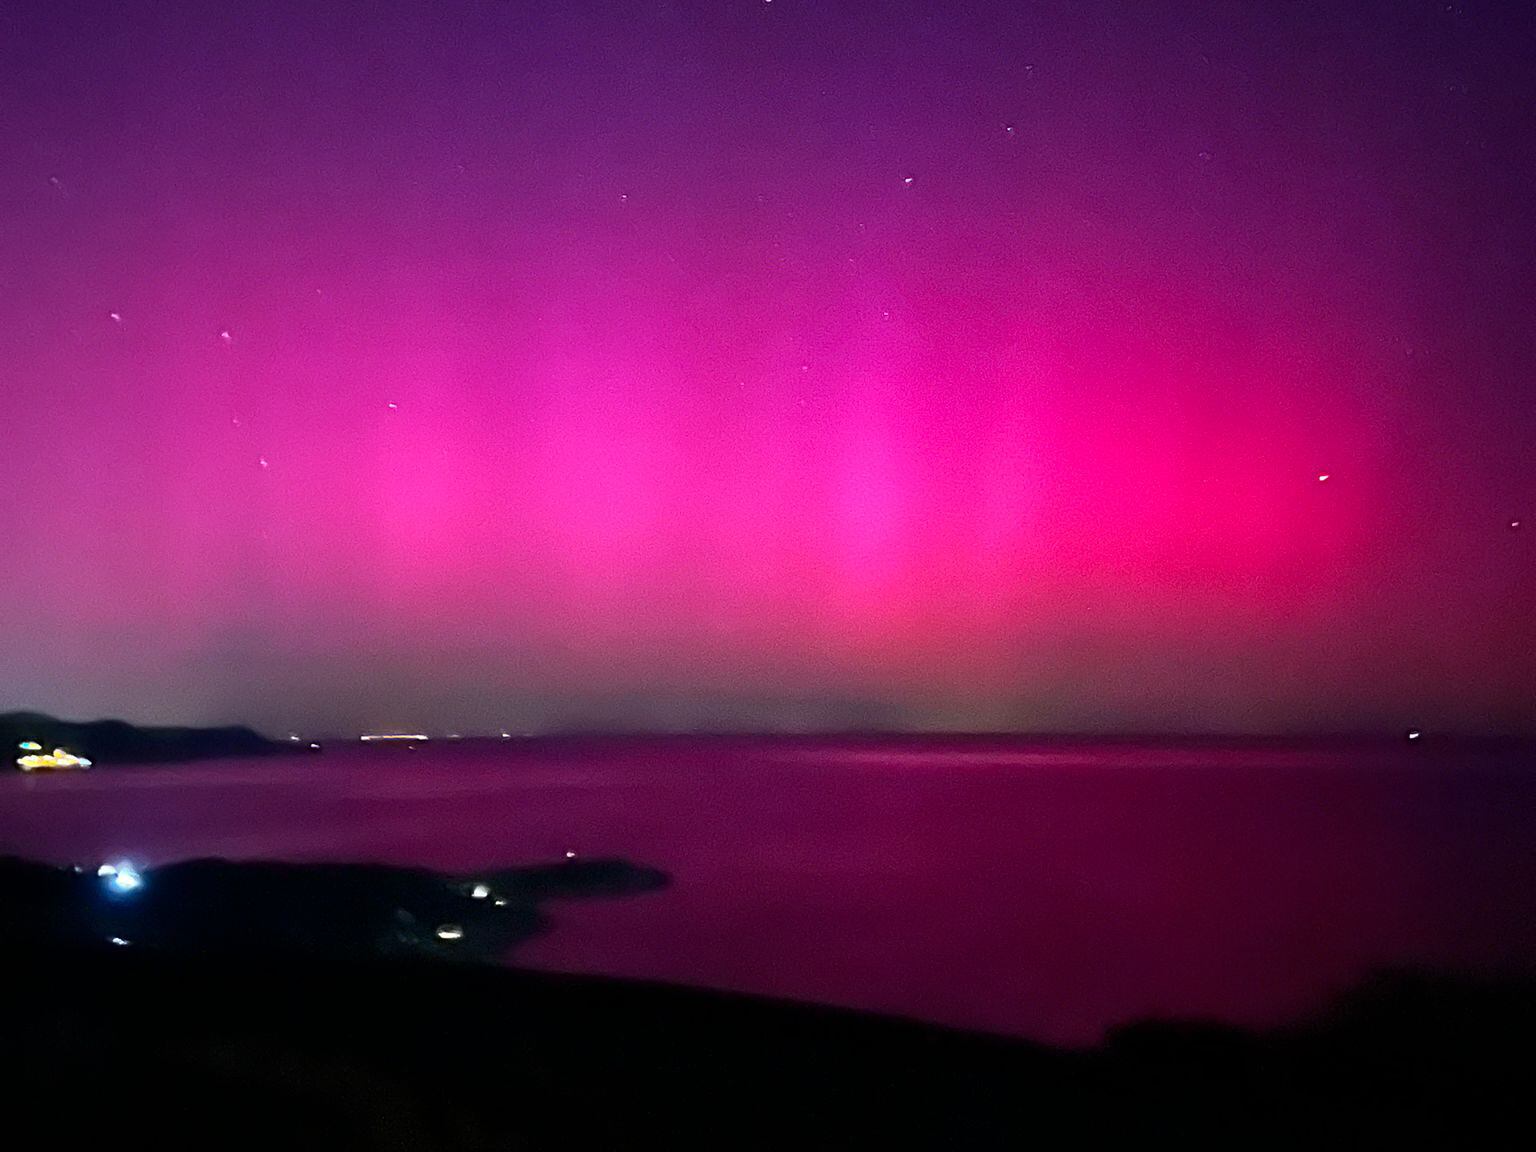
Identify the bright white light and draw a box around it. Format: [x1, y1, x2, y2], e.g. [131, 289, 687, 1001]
[1407, 730, 1422, 741]
[18, 741, 41, 751]
[435, 924, 463, 941]
[309, 742, 320, 750]
[97, 864, 117, 877]
[360, 733, 430, 742]
[1317, 473, 1330, 482]
[109, 937, 129, 947]
[493, 898, 508, 907]
[104, 863, 143, 893]
[470, 883, 490, 899]
[565, 851, 577, 859]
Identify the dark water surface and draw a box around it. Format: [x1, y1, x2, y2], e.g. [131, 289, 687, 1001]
[2, 737, 1533, 1046]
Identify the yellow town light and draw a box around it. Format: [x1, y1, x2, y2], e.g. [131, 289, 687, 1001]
[16, 748, 93, 771]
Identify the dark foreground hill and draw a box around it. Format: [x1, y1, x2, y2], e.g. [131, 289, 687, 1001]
[1, 854, 1531, 1148]
[7, 946, 1531, 1149]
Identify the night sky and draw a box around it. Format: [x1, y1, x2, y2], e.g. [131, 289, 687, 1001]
[2, 0, 1531, 736]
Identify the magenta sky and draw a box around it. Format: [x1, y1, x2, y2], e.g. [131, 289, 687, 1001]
[1, 1, 1531, 736]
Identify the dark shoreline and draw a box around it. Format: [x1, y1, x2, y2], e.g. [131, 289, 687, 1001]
[2, 710, 283, 765]
[5, 845, 1531, 1143]
[10, 704, 1535, 765]
[332, 730, 1536, 755]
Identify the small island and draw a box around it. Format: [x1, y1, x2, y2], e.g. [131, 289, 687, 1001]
[2, 711, 282, 768]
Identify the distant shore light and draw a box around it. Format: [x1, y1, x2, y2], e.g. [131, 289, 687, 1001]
[17, 747, 91, 771]
[104, 862, 143, 893]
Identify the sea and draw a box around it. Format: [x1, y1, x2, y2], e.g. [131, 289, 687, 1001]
[2, 735, 1533, 1048]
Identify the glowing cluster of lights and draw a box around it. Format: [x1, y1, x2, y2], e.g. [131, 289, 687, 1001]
[98, 862, 144, 894]
[16, 743, 92, 771]
[359, 733, 430, 742]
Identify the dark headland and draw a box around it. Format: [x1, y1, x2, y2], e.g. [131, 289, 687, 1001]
[1, 710, 281, 764]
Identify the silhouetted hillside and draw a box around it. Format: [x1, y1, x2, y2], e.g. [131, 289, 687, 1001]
[1, 711, 279, 764]
[2, 853, 1531, 1145]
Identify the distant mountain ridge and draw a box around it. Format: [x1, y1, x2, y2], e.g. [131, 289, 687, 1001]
[1, 711, 279, 764]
